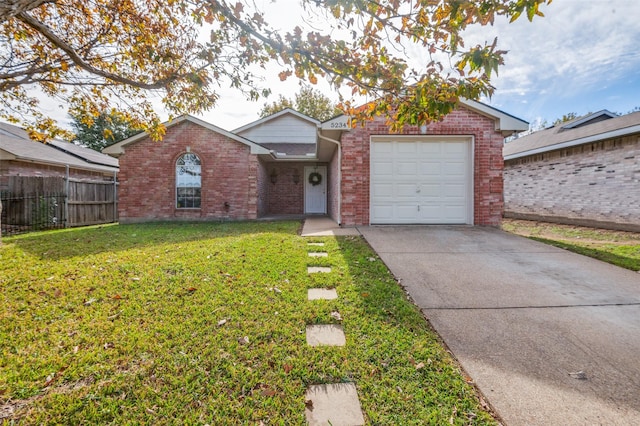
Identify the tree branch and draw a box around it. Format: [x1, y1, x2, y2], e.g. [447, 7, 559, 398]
[15, 10, 182, 90]
[0, 0, 54, 23]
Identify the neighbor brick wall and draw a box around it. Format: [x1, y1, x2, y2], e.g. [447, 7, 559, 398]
[117, 120, 259, 222]
[339, 106, 505, 226]
[504, 135, 640, 231]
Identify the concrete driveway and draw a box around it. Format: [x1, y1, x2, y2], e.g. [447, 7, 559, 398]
[358, 226, 640, 425]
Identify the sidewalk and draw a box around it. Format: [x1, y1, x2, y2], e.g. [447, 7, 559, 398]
[301, 217, 360, 237]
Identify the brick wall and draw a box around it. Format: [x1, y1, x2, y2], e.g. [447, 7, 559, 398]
[117, 121, 259, 222]
[339, 106, 504, 226]
[256, 159, 269, 217]
[327, 148, 340, 223]
[262, 163, 305, 215]
[504, 135, 640, 231]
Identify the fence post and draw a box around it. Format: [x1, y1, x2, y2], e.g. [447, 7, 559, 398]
[64, 165, 69, 228]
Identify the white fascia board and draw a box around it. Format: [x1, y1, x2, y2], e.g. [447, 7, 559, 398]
[459, 99, 529, 132]
[321, 115, 351, 131]
[233, 108, 320, 133]
[504, 125, 640, 160]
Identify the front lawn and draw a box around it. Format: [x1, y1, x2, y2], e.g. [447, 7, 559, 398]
[503, 219, 640, 271]
[1, 222, 495, 424]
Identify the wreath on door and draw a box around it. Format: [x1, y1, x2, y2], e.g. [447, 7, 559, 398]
[308, 172, 322, 186]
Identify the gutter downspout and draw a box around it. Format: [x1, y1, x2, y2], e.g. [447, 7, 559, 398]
[317, 130, 342, 226]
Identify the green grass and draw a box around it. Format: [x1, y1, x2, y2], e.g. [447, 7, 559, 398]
[503, 219, 640, 271]
[1, 222, 495, 424]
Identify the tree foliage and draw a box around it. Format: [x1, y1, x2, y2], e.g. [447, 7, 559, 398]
[260, 86, 341, 121]
[70, 111, 140, 151]
[0, 0, 551, 140]
[552, 112, 579, 126]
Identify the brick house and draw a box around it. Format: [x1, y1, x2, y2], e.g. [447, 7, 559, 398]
[104, 100, 527, 226]
[504, 110, 640, 232]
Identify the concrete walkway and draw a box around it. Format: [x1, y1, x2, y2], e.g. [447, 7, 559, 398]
[301, 217, 360, 237]
[359, 225, 640, 425]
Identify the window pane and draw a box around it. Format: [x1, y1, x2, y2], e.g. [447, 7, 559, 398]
[176, 154, 201, 208]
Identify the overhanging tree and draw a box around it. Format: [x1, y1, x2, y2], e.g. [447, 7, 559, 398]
[0, 0, 551, 140]
[70, 111, 140, 151]
[260, 86, 341, 121]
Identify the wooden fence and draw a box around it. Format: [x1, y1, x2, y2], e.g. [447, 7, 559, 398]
[1, 173, 118, 235]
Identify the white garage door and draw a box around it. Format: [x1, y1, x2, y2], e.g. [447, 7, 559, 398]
[370, 136, 473, 224]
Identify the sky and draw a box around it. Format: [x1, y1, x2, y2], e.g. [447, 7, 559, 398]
[196, 0, 640, 131]
[36, 0, 640, 132]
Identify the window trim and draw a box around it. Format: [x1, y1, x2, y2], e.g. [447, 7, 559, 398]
[175, 152, 202, 209]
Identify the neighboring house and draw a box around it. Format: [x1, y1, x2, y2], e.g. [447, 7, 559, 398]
[504, 110, 640, 232]
[0, 122, 119, 190]
[1, 122, 120, 233]
[104, 101, 527, 226]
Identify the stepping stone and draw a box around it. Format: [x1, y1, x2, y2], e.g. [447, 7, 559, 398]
[308, 288, 338, 300]
[306, 324, 346, 347]
[308, 266, 331, 274]
[305, 383, 365, 426]
[307, 242, 325, 246]
[308, 252, 328, 257]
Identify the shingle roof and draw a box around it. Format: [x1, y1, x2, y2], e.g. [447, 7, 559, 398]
[49, 139, 119, 168]
[504, 111, 640, 160]
[0, 122, 118, 174]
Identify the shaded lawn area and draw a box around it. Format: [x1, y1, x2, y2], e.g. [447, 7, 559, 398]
[0, 222, 495, 424]
[503, 219, 640, 271]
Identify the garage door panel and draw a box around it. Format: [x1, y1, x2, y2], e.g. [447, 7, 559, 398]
[397, 143, 418, 154]
[443, 161, 466, 176]
[396, 161, 418, 176]
[370, 139, 472, 225]
[419, 184, 441, 197]
[443, 183, 466, 198]
[419, 205, 442, 221]
[371, 183, 394, 199]
[419, 143, 441, 154]
[372, 142, 393, 154]
[396, 205, 419, 219]
[372, 161, 393, 176]
[397, 183, 418, 198]
[420, 161, 442, 176]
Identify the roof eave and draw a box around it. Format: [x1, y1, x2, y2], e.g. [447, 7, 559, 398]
[102, 115, 270, 156]
[459, 99, 529, 134]
[233, 108, 320, 134]
[505, 124, 640, 160]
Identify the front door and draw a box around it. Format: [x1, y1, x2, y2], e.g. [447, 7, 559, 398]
[304, 166, 327, 214]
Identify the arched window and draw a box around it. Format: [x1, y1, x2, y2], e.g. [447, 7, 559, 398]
[176, 153, 201, 208]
